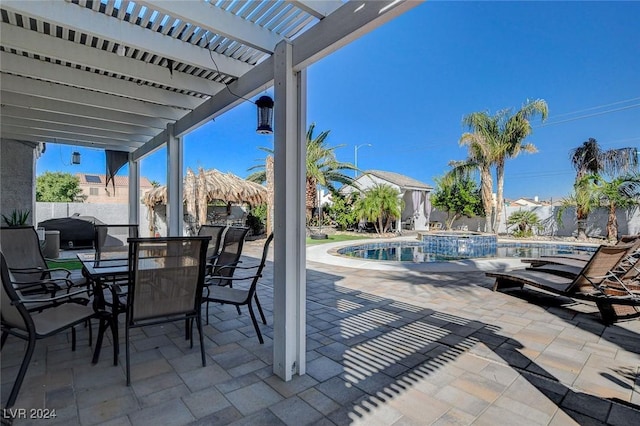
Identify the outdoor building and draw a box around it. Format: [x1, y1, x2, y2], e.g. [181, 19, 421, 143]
[508, 196, 548, 207]
[77, 173, 153, 204]
[341, 170, 433, 231]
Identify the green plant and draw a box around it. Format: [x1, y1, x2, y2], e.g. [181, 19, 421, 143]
[247, 204, 267, 235]
[431, 173, 484, 230]
[456, 99, 548, 233]
[325, 194, 357, 230]
[507, 210, 542, 238]
[2, 209, 31, 226]
[568, 138, 638, 240]
[246, 123, 356, 221]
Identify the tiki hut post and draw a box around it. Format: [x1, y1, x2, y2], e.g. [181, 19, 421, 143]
[184, 168, 198, 230]
[197, 168, 209, 226]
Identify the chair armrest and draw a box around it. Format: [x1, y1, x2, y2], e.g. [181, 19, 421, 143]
[206, 268, 261, 285]
[10, 266, 72, 279]
[43, 267, 72, 278]
[13, 288, 91, 305]
[13, 277, 75, 291]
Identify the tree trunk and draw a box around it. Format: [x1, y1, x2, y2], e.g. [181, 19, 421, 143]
[493, 161, 505, 233]
[480, 165, 493, 233]
[576, 206, 588, 240]
[446, 213, 458, 231]
[305, 178, 317, 222]
[606, 203, 618, 242]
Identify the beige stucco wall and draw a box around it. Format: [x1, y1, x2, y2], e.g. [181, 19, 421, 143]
[0, 139, 38, 225]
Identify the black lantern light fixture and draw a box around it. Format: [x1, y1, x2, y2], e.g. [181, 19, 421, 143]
[71, 151, 81, 165]
[256, 95, 274, 134]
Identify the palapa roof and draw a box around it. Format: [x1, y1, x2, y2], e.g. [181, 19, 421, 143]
[143, 168, 267, 210]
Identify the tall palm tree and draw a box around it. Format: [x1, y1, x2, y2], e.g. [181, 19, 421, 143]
[569, 138, 638, 239]
[247, 123, 355, 220]
[457, 114, 498, 233]
[460, 99, 547, 233]
[493, 99, 548, 232]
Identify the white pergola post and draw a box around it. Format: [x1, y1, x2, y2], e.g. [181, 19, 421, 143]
[166, 123, 183, 236]
[273, 40, 306, 380]
[128, 154, 140, 225]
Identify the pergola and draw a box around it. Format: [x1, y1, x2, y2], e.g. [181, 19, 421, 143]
[0, 0, 422, 380]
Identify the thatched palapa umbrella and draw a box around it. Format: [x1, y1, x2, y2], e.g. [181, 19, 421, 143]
[142, 168, 267, 231]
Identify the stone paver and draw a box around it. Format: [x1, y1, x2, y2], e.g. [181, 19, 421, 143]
[1, 238, 639, 425]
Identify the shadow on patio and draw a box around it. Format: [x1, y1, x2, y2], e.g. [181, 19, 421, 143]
[2, 246, 639, 425]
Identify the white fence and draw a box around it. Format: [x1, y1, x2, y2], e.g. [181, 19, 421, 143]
[35, 202, 249, 237]
[36, 202, 160, 237]
[36, 202, 640, 239]
[428, 205, 640, 237]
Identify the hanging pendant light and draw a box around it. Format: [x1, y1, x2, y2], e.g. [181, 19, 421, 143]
[256, 95, 274, 134]
[71, 151, 81, 165]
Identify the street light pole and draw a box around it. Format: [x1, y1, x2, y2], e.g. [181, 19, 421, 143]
[354, 143, 372, 177]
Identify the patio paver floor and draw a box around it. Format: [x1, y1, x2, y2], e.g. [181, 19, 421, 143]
[2, 238, 639, 425]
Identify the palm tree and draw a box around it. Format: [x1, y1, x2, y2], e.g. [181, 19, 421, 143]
[584, 173, 640, 242]
[456, 115, 497, 233]
[460, 99, 548, 233]
[506, 210, 542, 238]
[353, 184, 402, 234]
[247, 123, 356, 221]
[493, 99, 548, 232]
[569, 138, 638, 239]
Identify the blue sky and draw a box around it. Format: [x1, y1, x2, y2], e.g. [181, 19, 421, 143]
[37, 1, 640, 200]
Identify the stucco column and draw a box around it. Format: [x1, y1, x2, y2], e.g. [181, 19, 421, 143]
[273, 40, 306, 380]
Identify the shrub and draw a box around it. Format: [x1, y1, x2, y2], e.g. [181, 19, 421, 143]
[248, 204, 267, 235]
[507, 210, 542, 238]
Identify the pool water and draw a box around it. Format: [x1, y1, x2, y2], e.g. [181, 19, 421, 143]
[337, 241, 597, 263]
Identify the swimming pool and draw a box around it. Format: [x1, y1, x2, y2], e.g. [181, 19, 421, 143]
[337, 241, 598, 263]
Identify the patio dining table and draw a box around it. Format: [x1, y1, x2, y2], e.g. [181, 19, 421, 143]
[77, 250, 130, 365]
[78, 247, 205, 364]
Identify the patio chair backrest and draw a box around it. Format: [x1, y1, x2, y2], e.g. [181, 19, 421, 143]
[197, 225, 225, 262]
[94, 224, 139, 258]
[570, 244, 635, 293]
[0, 252, 30, 332]
[212, 226, 250, 278]
[244, 233, 273, 302]
[0, 226, 48, 282]
[126, 236, 210, 323]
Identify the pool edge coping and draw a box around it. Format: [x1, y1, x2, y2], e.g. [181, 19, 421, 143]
[306, 236, 600, 273]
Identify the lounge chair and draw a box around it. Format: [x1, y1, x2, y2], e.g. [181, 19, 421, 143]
[521, 234, 639, 268]
[525, 238, 640, 279]
[486, 244, 640, 324]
